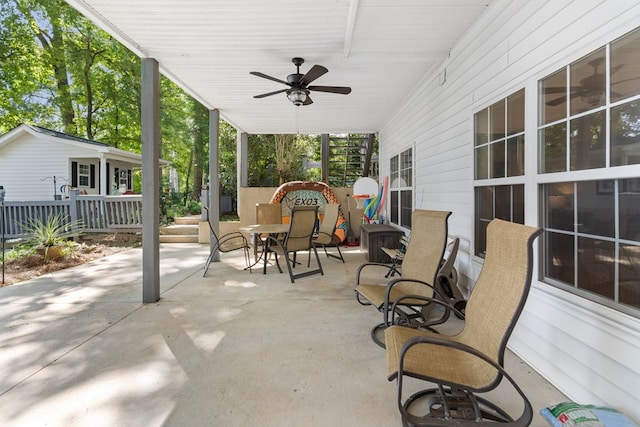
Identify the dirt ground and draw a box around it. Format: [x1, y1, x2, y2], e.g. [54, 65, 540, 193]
[1, 233, 141, 287]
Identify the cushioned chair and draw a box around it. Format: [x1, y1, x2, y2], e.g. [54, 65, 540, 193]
[384, 219, 542, 426]
[203, 206, 252, 277]
[265, 205, 324, 283]
[355, 210, 452, 346]
[312, 203, 345, 263]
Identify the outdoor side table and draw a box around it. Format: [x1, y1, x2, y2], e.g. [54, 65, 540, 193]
[360, 223, 404, 263]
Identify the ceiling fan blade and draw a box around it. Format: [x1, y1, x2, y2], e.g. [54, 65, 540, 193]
[303, 95, 313, 106]
[544, 85, 582, 94]
[300, 65, 328, 85]
[253, 89, 287, 98]
[546, 95, 567, 106]
[611, 64, 624, 75]
[308, 85, 352, 95]
[250, 71, 291, 86]
[611, 76, 640, 85]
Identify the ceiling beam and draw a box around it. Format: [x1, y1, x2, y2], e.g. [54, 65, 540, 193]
[343, 0, 359, 58]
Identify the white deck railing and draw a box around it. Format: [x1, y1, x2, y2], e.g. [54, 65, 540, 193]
[1, 191, 143, 239]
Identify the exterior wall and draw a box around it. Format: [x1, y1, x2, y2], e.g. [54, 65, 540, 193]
[0, 132, 101, 201]
[378, 0, 640, 421]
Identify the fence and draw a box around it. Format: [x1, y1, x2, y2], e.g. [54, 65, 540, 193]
[0, 190, 143, 239]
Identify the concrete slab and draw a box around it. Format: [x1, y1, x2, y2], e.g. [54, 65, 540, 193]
[0, 245, 566, 426]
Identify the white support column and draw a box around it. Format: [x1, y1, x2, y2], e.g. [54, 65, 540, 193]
[209, 109, 220, 262]
[237, 132, 248, 188]
[141, 58, 160, 303]
[100, 156, 108, 195]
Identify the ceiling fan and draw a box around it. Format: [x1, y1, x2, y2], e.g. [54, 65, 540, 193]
[544, 58, 625, 107]
[250, 57, 351, 106]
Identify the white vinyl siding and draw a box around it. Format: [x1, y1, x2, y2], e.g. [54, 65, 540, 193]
[378, 0, 640, 421]
[0, 133, 97, 201]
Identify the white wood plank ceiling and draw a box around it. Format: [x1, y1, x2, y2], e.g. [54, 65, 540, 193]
[65, 0, 492, 134]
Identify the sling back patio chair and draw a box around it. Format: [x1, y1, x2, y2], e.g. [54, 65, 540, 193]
[355, 210, 452, 347]
[202, 206, 252, 277]
[312, 203, 345, 263]
[264, 205, 324, 283]
[254, 203, 282, 261]
[384, 219, 542, 426]
[381, 234, 410, 278]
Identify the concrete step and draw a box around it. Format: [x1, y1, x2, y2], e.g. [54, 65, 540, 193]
[161, 224, 198, 235]
[159, 219, 200, 243]
[175, 215, 201, 225]
[159, 234, 199, 243]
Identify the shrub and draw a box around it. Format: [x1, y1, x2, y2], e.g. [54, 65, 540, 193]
[20, 212, 83, 250]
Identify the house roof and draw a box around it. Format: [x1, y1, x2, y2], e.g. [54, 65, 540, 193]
[63, 0, 494, 135]
[0, 124, 169, 165]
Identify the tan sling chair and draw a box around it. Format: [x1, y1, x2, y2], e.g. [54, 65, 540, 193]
[385, 219, 542, 426]
[355, 210, 452, 347]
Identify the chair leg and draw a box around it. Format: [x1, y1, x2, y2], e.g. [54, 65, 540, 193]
[274, 252, 283, 273]
[203, 245, 219, 277]
[203, 251, 214, 277]
[322, 244, 345, 263]
[312, 245, 324, 276]
[283, 251, 295, 283]
[243, 247, 252, 273]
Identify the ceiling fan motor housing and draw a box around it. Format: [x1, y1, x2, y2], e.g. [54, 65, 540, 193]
[287, 73, 304, 84]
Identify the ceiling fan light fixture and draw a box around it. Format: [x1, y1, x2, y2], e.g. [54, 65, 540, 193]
[287, 88, 308, 106]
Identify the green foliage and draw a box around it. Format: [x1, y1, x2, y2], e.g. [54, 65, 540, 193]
[20, 211, 83, 248]
[247, 133, 320, 186]
[5, 243, 36, 261]
[0, 0, 222, 207]
[0, 0, 335, 222]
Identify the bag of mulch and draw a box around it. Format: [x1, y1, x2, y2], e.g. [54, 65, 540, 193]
[540, 402, 638, 427]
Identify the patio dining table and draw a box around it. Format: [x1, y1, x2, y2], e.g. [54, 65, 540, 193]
[238, 223, 290, 274]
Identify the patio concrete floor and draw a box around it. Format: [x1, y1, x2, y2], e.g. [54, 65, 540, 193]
[0, 243, 567, 426]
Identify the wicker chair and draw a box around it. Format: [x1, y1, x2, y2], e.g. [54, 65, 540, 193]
[313, 203, 345, 263]
[265, 205, 324, 283]
[384, 219, 542, 426]
[202, 206, 252, 277]
[355, 210, 452, 347]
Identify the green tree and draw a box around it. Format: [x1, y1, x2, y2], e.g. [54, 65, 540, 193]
[0, 0, 243, 216]
[0, 1, 55, 132]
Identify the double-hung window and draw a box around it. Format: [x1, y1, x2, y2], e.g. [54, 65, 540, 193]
[473, 89, 526, 257]
[538, 27, 640, 315]
[78, 164, 90, 187]
[389, 147, 413, 229]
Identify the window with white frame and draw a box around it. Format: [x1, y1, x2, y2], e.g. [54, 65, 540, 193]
[78, 163, 90, 187]
[473, 89, 526, 257]
[389, 147, 413, 229]
[538, 27, 640, 315]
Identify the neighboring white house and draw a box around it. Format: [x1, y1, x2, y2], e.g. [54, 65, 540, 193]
[0, 124, 163, 201]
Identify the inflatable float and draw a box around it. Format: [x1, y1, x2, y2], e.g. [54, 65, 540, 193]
[269, 181, 347, 243]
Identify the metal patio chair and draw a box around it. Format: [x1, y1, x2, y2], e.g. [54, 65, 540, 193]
[264, 205, 324, 283]
[355, 210, 452, 347]
[384, 219, 542, 426]
[312, 203, 345, 263]
[203, 206, 252, 277]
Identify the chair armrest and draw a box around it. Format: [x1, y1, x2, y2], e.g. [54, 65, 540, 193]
[389, 293, 465, 326]
[264, 235, 286, 253]
[383, 278, 450, 326]
[355, 262, 396, 285]
[219, 232, 249, 245]
[313, 231, 334, 244]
